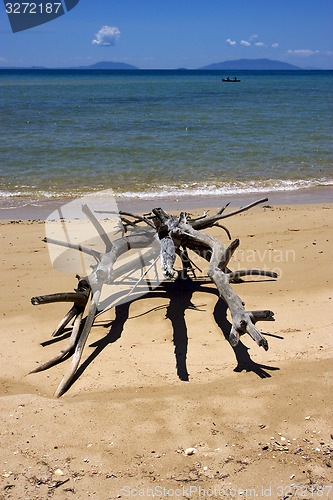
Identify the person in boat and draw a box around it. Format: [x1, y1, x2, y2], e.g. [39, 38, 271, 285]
[226, 77, 230, 81]
[233, 76, 238, 81]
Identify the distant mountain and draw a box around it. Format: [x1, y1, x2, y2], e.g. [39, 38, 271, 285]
[0, 61, 138, 70]
[200, 58, 301, 70]
[0, 66, 47, 69]
[74, 61, 139, 70]
[0, 58, 310, 71]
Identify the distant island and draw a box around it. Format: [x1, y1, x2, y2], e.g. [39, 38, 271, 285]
[0, 58, 318, 71]
[72, 61, 139, 70]
[200, 58, 301, 70]
[0, 61, 139, 70]
[0, 65, 47, 70]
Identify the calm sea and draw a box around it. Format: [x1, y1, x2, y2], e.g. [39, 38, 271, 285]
[0, 69, 332, 212]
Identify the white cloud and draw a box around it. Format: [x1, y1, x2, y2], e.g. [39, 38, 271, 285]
[226, 36, 280, 49]
[287, 49, 320, 57]
[92, 26, 120, 46]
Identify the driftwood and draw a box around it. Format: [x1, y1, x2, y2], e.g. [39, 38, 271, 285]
[30, 197, 277, 397]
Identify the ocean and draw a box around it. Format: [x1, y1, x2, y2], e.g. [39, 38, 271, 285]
[0, 69, 332, 214]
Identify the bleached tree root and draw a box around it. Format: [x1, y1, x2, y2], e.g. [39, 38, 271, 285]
[54, 288, 101, 398]
[29, 308, 84, 373]
[30, 197, 277, 396]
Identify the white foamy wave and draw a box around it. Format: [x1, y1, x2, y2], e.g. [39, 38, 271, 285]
[0, 189, 57, 199]
[0, 177, 332, 209]
[117, 178, 333, 199]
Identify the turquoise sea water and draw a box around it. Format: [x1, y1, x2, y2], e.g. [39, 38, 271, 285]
[0, 69, 332, 210]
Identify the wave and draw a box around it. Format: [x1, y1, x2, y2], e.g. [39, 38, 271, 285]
[0, 189, 56, 199]
[0, 177, 332, 208]
[118, 178, 333, 199]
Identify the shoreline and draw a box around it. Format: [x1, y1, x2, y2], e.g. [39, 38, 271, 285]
[1, 185, 332, 220]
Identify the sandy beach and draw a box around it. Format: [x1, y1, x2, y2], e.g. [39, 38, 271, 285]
[0, 200, 332, 499]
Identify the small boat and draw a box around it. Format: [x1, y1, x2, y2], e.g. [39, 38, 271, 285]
[222, 78, 241, 82]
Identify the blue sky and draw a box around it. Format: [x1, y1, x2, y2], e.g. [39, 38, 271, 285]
[1, 0, 332, 69]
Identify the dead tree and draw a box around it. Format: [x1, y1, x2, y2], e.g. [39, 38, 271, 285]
[31, 197, 276, 397]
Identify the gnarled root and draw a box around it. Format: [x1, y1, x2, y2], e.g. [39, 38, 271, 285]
[30, 198, 277, 396]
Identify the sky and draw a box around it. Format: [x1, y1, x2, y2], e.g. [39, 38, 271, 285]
[1, 0, 333, 69]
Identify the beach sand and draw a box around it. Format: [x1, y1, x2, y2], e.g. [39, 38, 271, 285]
[0, 201, 332, 499]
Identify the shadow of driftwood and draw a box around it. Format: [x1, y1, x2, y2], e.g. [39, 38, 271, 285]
[213, 298, 279, 378]
[71, 301, 131, 386]
[41, 330, 72, 347]
[51, 276, 280, 392]
[164, 275, 199, 381]
[71, 276, 205, 386]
